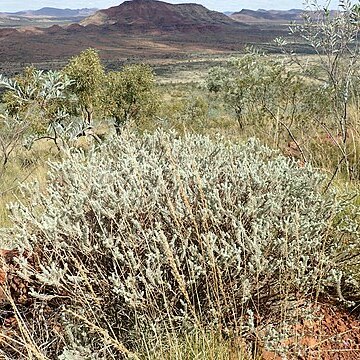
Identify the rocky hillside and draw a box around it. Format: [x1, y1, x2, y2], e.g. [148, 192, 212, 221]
[231, 9, 304, 23]
[81, 0, 237, 31]
[231, 8, 340, 23]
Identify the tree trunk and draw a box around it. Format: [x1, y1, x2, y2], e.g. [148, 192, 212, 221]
[114, 117, 124, 136]
[84, 108, 92, 124]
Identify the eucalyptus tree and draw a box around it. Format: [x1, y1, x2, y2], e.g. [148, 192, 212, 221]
[104, 64, 158, 134]
[63, 48, 105, 124]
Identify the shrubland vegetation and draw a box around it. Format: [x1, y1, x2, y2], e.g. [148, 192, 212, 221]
[0, 1, 359, 359]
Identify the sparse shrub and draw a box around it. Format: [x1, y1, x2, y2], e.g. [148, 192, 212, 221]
[2, 131, 358, 358]
[104, 64, 159, 135]
[206, 52, 298, 129]
[156, 89, 210, 134]
[181, 96, 209, 123]
[0, 114, 28, 178]
[205, 51, 330, 165]
[276, 0, 360, 179]
[163, 95, 210, 131]
[0, 67, 74, 148]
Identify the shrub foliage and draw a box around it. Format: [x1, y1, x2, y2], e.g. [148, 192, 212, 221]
[2, 131, 358, 358]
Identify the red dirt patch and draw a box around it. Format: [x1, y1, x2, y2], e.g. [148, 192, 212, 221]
[0, 249, 32, 305]
[262, 301, 360, 360]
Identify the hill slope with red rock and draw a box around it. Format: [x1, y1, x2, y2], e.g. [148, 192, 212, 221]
[0, 0, 285, 68]
[83, 0, 235, 26]
[81, 0, 237, 32]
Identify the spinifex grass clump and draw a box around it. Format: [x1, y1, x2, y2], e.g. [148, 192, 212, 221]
[2, 131, 356, 358]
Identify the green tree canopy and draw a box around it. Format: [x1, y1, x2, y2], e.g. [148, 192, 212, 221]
[104, 64, 158, 134]
[63, 48, 105, 124]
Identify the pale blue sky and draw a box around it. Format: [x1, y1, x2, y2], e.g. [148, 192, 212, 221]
[0, 0, 339, 12]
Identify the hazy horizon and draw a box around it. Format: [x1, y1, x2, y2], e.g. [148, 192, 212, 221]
[0, 0, 339, 13]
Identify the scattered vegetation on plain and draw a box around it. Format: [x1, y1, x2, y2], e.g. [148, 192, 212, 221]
[0, 1, 359, 359]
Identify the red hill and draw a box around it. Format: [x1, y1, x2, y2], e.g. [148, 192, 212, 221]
[81, 0, 236, 32]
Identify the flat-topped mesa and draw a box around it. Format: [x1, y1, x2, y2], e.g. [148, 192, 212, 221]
[8, 7, 97, 18]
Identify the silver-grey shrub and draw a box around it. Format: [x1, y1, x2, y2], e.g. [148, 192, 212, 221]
[3, 130, 356, 358]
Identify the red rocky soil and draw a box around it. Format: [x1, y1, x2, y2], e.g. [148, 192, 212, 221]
[260, 301, 360, 359]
